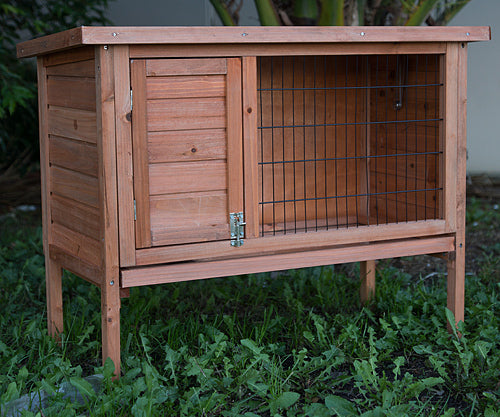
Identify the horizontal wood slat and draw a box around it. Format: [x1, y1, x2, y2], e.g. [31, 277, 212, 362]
[47, 76, 96, 111]
[47, 106, 97, 143]
[41, 46, 94, 67]
[51, 194, 100, 240]
[146, 58, 227, 76]
[148, 129, 226, 163]
[150, 190, 229, 246]
[146, 75, 225, 99]
[136, 219, 447, 265]
[147, 97, 226, 131]
[49, 136, 98, 177]
[50, 222, 102, 267]
[122, 235, 454, 287]
[50, 166, 99, 208]
[149, 160, 227, 195]
[49, 245, 101, 286]
[46, 59, 95, 77]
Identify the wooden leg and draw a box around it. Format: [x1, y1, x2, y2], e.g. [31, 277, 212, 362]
[360, 260, 376, 304]
[447, 245, 465, 331]
[101, 277, 121, 378]
[46, 258, 63, 338]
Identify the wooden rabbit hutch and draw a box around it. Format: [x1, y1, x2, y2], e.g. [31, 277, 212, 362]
[18, 26, 490, 375]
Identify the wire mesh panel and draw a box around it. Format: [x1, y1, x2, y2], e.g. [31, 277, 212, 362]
[257, 55, 443, 236]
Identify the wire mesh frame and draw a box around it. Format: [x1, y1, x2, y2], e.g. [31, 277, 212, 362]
[257, 54, 443, 237]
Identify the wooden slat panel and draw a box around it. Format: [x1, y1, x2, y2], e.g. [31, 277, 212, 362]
[226, 58, 243, 215]
[42, 46, 94, 67]
[149, 160, 227, 195]
[122, 235, 455, 288]
[243, 56, 259, 239]
[50, 166, 99, 208]
[113, 45, 136, 267]
[131, 59, 151, 248]
[51, 194, 100, 240]
[47, 76, 96, 111]
[46, 59, 95, 77]
[51, 222, 101, 267]
[150, 191, 229, 246]
[148, 129, 226, 163]
[49, 136, 98, 177]
[146, 75, 225, 99]
[48, 106, 97, 143]
[136, 219, 447, 265]
[147, 97, 226, 131]
[146, 58, 227, 76]
[49, 245, 101, 287]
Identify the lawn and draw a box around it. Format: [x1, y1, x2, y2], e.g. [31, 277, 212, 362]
[0, 198, 498, 416]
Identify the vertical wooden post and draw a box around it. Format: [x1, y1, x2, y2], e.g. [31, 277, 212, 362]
[447, 42, 467, 329]
[360, 260, 376, 304]
[242, 56, 259, 238]
[96, 45, 121, 377]
[38, 58, 64, 337]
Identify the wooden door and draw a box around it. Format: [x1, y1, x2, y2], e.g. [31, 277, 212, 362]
[130, 58, 243, 248]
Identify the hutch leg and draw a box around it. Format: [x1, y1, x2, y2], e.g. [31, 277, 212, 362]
[46, 258, 63, 338]
[101, 278, 121, 377]
[447, 244, 465, 330]
[360, 260, 376, 304]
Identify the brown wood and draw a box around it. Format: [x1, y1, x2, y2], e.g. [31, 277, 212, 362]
[50, 223, 102, 267]
[96, 45, 121, 377]
[148, 129, 226, 163]
[17, 27, 490, 58]
[147, 97, 226, 131]
[49, 245, 102, 286]
[38, 58, 64, 339]
[50, 166, 99, 208]
[51, 194, 100, 240]
[131, 43, 449, 60]
[146, 58, 227, 76]
[49, 136, 98, 177]
[131, 59, 151, 249]
[147, 75, 226, 100]
[113, 45, 136, 267]
[226, 58, 244, 215]
[150, 191, 229, 246]
[448, 43, 468, 330]
[48, 107, 97, 144]
[47, 76, 96, 111]
[242, 56, 259, 239]
[122, 235, 454, 288]
[136, 220, 447, 265]
[46, 59, 96, 77]
[149, 160, 227, 195]
[444, 43, 459, 233]
[360, 260, 376, 304]
[42, 46, 95, 67]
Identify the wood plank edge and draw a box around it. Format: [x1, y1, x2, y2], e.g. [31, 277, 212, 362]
[49, 244, 102, 286]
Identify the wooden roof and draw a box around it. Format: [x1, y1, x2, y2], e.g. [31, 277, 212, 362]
[17, 26, 491, 58]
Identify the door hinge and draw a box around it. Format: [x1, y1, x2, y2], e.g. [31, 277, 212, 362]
[134, 199, 137, 221]
[230, 212, 246, 247]
[130, 89, 133, 111]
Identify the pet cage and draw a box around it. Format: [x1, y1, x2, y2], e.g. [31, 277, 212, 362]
[18, 26, 490, 376]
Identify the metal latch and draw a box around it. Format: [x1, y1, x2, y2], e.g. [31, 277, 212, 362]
[230, 212, 246, 247]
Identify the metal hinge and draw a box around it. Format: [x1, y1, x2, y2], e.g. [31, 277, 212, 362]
[130, 90, 133, 110]
[230, 212, 246, 247]
[134, 199, 137, 221]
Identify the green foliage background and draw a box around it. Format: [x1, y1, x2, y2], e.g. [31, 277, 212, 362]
[0, 0, 112, 175]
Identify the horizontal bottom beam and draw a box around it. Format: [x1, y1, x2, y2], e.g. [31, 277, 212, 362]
[49, 245, 102, 287]
[121, 235, 454, 288]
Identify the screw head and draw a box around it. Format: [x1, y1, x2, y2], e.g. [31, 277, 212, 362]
[241, 32, 248, 37]
[466, 32, 470, 36]
[360, 32, 365, 36]
[104, 45, 108, 50]
[110, 280, 114, 286]
[112, 32, 117, 37]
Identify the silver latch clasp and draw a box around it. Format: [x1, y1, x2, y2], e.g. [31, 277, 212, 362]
[230, 212, 246, 247]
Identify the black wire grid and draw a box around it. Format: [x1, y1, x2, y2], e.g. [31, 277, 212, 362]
[257, 55, 443, 236]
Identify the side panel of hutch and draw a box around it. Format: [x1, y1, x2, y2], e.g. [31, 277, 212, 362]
[18, 26, 490, 376]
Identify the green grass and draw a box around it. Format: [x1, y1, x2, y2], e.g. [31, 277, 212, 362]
[0, 199, 499, 416]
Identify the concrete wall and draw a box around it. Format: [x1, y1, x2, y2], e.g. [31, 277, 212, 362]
[106, 0, 499, 173]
